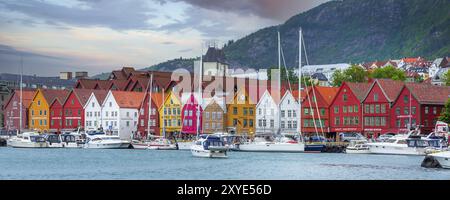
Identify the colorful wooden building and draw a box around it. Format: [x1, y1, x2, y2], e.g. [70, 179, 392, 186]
[391, 83, 450, 134]
[62, 89, 95, 131]
[301, 86, 339, 138]
[29, 89, 69, 132]
[226, 87, 256, 136]
[3, 90, 35, 131]
[181, 93, 202, 135]
[49, 96, 65, 132]
[137, 92, 163, 137]
[202, 98, 227, 134]
[159, 90, 182, 137]
[329, 82, 370, 137]
[361, 79, 404, 137]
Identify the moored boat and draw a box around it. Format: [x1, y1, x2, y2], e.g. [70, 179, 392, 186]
[84, 131, 130, 149]
[191, 135, 228, 158]
[345, 140, 370, 154]
[8, 132, 48, 148]
[236, 134, 305, 152]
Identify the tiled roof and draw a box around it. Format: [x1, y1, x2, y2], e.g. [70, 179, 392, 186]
[150, 92, 164, 109]
[70, 89, 96, 107]
[111, 91, 145, 108]
[375, 79, 404, 102]
[346, 82, 371, 101]
[405, 83, 450, 105]
[41, 89, 69, 105]
[4, 89, 35, 109]
[110, 80, 128, 90]
[76, 79, 99, 89]
[93, 90, 108, 105]
[96, 80, 112, 90]
[314, 86, 339, 105]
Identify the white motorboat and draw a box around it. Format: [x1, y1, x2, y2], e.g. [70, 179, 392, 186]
[60, 133, 82, 148]
[345, 140, 370, 154]
[236, 135, 305, 152]
[148, 137, 178, 150]
[191, 135, 228, 158]
[131, 140, 149, 149]
[84, 132, 130, 149]
[367, 128, 447, 156]
[44, 134, 64, 148]
[8, 132, 48, 148]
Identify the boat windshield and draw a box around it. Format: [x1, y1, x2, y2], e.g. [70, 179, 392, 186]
[46, 135, 61, 143]
[61, 135, 76, 142]
[30, 136, 46, 142]
[407, 139, 431, 147]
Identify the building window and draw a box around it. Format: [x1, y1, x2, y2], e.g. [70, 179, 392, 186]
[343, 106, 347, 113]
[233, 107, 238, 115]
[381, 104, 386, 113]
[270, 120, 274, 128]
[258, 108, 262, 115]
[71, 99, 74, 105]
[304, 109, 309, 115]
[375, 105, 380, 114]
[92, 102, 94, 108]
[365, 105, 369, 114]
[355, 117, 359, 125]
[412, 107, 416, 115]
[425, 107, 429, 114]
[233, 119, 237, 126]
[404, 107, 409, 115]
[249, 108, 254, 115]
[243, 119, 247, 127]
[404, 95, 408, 103]
[354, 105, 358, 113]
[433, 107, 437, 115]
[348, 106, 353, 113]
[396, 119, 401, 127]
[343, 94, 348, 102]
[334, 106, 339, 114]
[126, 121, 130, 127]
[288, 110, 292, 117]
[335, 117, 340, 126]
[281, 121, 285, 128]
[369, 105, 374, 113]
[243, 108, 248, 116]
[258, 119, 262, 127]
[374, 93, 378, 101]
[281, 110, 285, 117]
[109, 102, 112, 107]
[320, 108, 325, 116]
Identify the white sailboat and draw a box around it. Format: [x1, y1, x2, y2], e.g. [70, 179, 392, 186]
[191, 46, 228, 158]
[8, 55, 46, 148]
[236, 29, 305, 152]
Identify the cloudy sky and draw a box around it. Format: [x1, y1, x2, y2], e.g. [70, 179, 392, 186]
[0, 0, 329, 76]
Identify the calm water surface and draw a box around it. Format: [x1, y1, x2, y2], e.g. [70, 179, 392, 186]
[1, 148, 449, 180]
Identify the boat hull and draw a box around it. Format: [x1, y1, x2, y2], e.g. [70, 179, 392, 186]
[367, 144, 425, 155]
[237, 143, 305, 152]
[8, 140, 48, 148]
[345, 148, 371, 154]
[177, 141, 193, 150]
[131, 143, 149, 149]
[191, 145, 227, 158]
[148, 144, 178, 150]
[85, 142, 129, 149]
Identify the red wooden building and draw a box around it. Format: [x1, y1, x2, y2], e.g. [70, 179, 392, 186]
[62, 89, 95, 131]
[301, 86, 339, 138]
[391, 83, 450, 134]
[49, 96, 65, 132]
[361, 79, 404, 137]
[137, 92, 163, 137]
[329, 82, 371, 135]
[3, 90, 35, 131]
[181, 94, 203, 135]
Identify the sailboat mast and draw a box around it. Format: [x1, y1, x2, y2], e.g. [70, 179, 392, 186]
[298, 28, 302, 135]
[196, 47, 203, 138]
[162, 88, 165, 138]
[19, 54, 23, 134]
[278, 31, 281, 91]
[147, 73, 153, 137]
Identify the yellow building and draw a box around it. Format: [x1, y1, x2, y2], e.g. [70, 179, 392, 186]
[226, 88, 256, 136]
[159, 90, 182, 136]
[28, 89, 68, 132]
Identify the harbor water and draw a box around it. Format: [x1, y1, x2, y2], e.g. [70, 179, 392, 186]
[1, 148, 449, 180]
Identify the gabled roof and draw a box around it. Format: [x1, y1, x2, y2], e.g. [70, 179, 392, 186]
[3, 89, 35, 109]
[75, 79, 99, 89]
[314, 86, 339, 105]
[404, 83, 450, 105]
[93, 90, 109, 106]
[96, 80, 112, 90]
[64, 89, 97, 107]
[345, 82, 371, 101]
[40, 89, 69, 106]
[150, 93, 164, 109]
[110, 91, 145, 109]
[363, 79, 404, 103]
[109, 80, 128, 90]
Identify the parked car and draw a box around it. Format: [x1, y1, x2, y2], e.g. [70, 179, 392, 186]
[339, 132, 366, 142]
[377, 133, 396, 142]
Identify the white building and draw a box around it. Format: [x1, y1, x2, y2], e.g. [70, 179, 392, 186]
[279, 90, 299, 134]
[255, 90, 279, 134]
[295, 63, 351, 84]
[85, 90, 144, 140]
[84, 90, 108, 132]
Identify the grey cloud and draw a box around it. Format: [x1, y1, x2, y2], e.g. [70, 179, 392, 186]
[0, 0, 156, 30]
[160, 0, 330, 21]
[0, 44, 66, 60]
[178, 48, 192, 52]
[162, 41, 175, 45]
